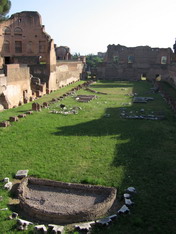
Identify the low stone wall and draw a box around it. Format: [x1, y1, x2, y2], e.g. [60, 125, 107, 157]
[56, 61, 84, 88]
[18, 177, 117, 224]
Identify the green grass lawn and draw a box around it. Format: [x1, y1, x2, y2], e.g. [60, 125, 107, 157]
[0, 80, 176, 233]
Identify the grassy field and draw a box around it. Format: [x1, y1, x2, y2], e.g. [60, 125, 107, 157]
[0, 80, 176, 233]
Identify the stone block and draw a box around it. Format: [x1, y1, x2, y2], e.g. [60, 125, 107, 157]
[48, 224, 64, 233]
[4, 182, 12, 191]
[75, 221, 95, 231]
[125, 198, 134, 206]
[9, 116, 19, 122]
[126, 187, 136, 193]
[43, 102, 49, 107]
[4, 177, 9, 183]
[0, 121, 10, 127]
[34, 225, 47, 233]
[26, 111, 33, 115]
[32, 102, 41, 111]
[18, 114, 27, 118]
[15, 170, 29, 179]
[118, 204, 130, 214]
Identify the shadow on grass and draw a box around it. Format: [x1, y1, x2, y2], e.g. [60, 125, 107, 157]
[52, 81, 176, 233]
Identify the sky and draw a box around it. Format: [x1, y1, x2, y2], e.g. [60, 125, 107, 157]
[8, 0, 176, 55]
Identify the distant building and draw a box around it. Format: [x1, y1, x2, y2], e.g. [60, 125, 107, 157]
[97, 52, 106, 58]
[96, 44, 176, 87]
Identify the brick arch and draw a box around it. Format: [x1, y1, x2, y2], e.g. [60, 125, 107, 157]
[3, 26, 11, 35]
[14, 27, 23, 35]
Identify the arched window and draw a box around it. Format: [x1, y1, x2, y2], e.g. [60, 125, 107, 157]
[3, 27, 11, 35]
[14, 27, 22, 35]
[3, 40, 10, 53]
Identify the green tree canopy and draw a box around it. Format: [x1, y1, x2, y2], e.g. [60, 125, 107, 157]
[0, 0, 11, 21]
[86, 54, 103, 69]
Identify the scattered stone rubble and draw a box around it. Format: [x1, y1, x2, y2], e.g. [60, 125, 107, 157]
[75, 95, 97, 102]
[17, 219, 33, 231]
[0, 121, 10, 128]
[48, 224, 64, 233]
[9, 116, 19, 122]
[34, 224, 47, 233]
[120, 108, 165, 120]
[50, 106, 82, 115]
[0, 81, 93, 128]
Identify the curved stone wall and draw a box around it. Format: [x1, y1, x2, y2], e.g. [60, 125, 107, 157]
[18, 177, 117, 224]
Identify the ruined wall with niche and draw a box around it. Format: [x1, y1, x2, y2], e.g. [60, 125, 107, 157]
[97, 44, 176, 81]
[0, 64, 32, 108]
[56, 61, 84, 88]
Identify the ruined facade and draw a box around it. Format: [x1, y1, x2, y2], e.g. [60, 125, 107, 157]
[0, 11, 85, 109]
[96, 44, 176, 86]
[0, 11, 55, 66]
[0, 64, 32, 108]
[55, 46, 72, 60]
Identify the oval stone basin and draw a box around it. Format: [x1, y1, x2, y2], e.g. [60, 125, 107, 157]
[18, 177, 117, 224]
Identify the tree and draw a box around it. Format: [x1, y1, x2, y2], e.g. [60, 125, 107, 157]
[86, 54, 103, 70]
[0, 0, 11, 21]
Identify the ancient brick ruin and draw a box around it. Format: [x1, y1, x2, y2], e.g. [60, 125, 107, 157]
[18, 177, 117, 224]
[0, 11, 85, 109]
[96, 44, 176, 87]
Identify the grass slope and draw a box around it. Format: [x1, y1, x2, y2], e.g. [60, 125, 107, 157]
[0, 80, 176, 233]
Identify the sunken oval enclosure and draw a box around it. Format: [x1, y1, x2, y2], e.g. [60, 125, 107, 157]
[18, 177, 117, 224]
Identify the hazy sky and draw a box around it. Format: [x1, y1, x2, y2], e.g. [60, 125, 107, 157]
[9, 0, 176, 55]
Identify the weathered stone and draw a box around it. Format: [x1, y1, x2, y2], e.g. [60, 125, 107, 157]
[29, 97, 34, 102]
[26, 111, 33, 115]
[17, 219, 33, 230]
[9, 212, 18, 219]
[18, 177, 117, 224]
[118, 204, 130, 214]
[0, 121, 10, 127]
[3, 177, 9, 183]
[52, 98, 57, 102]
[125, 198, 134, 206]
[9, 116, 19, 122]
[18, 114, 27, 118]
[43, 102, 49, 107]
[15, 170, 29, 179]
[108, 214, 117, 220]
[48, 224, 64, 233]
[96, 217, 112, 226]
[0, 208, 8, 210]
[4, 182, 12, 191]
[123, 193, 131, 199]
[34, 225, 47, 233]
[32, 102, 41, 111]
[126, 187, 136, 193]
[17, 219, 33, 226]
[75, 221, 95, 231]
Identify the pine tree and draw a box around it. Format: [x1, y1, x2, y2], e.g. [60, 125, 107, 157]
[0, 0, 11, 21]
